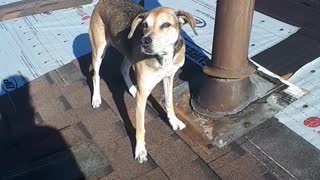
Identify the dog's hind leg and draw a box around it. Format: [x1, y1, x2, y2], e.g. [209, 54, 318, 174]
[89, 10, 107, 108]
[121, 57, 137, 98]
[163, 75, 186, 130]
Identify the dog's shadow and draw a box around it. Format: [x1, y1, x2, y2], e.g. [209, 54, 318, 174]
[74, 36, 131, 152]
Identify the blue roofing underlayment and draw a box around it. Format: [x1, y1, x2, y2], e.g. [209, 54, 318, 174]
[1, 0, 320, 154]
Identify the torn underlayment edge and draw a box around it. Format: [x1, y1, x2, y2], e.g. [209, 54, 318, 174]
[250, 60, 307, 98]
[0, 0, 300, 97]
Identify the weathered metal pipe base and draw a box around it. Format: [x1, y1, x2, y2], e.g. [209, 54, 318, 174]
[172, 73, 288, 148]
[203, 63, 256, 79]
[191, 76, 256, 118]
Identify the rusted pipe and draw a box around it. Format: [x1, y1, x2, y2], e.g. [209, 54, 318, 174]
[205, 0, 256, 78]
[191, 0, 256, 117]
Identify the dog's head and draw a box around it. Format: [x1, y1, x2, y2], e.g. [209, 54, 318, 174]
[128, 7, 197, 55]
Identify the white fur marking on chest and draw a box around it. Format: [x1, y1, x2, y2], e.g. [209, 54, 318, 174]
[162, 51, 174, 67]
[157, 48, 180, 77]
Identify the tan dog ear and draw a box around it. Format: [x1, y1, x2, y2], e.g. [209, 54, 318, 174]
[176, 11, 198, 35]
[128, 12, 146, 39]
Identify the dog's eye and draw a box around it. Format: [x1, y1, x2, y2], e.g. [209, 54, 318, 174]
[161, 22, 171, 28]
[143, 22, 148, 29]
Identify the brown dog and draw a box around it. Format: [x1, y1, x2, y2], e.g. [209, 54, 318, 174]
[89, 0, 197, 163]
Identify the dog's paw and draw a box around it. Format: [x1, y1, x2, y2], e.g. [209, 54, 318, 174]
[169, 116, 186, 131]
[92, 94, 101, 108]
[135, 144, 148, 163]
[129, 85, 137, 98]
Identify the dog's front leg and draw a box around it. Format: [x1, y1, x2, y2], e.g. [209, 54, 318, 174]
[134, 68, 160, 163]
[135, 88, 148, 163]
[163, 75, 186, 131]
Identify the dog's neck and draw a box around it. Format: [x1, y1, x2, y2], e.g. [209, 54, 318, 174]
[155, 36, 184, 66]
[173, 35, 184, 56]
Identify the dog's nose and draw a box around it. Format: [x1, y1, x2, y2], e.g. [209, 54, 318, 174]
[141, 37, 152, 48]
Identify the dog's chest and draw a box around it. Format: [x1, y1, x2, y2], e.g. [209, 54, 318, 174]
[157, 63, 180, 78]
[152, 53, 181, 77]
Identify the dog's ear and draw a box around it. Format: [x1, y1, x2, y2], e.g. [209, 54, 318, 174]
[176, 11, 198, 35]
[128, 12, 146, 39]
